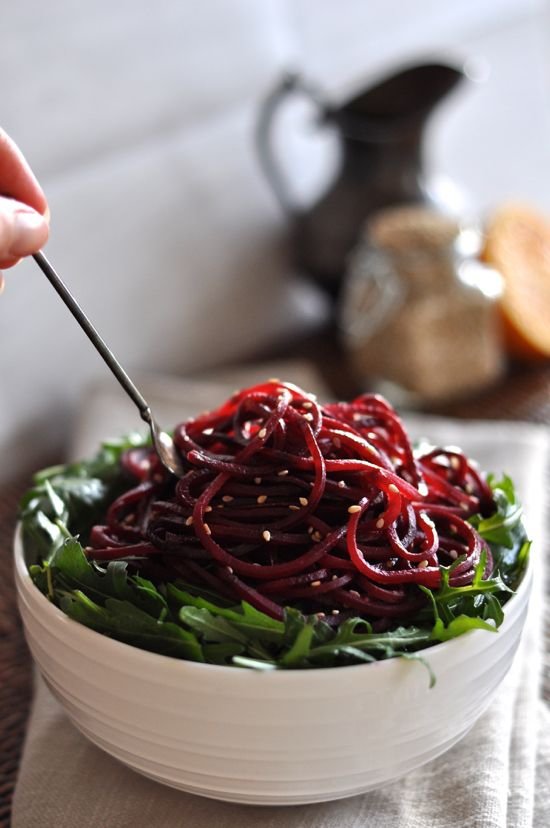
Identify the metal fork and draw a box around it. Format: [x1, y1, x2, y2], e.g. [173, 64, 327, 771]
[33, 251, 184, 477]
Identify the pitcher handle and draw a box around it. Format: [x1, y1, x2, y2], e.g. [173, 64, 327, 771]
[256, 72, 326, 217]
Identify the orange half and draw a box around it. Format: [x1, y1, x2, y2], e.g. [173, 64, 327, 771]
[483, 202, 550, 360]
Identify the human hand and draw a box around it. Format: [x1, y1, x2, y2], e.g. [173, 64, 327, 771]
[0, 129, 49, 288]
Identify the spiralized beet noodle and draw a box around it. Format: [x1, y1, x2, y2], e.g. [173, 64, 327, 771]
[87, 381, 496, 624]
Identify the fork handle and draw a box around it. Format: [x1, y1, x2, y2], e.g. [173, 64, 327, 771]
[33, 251, 152, 422]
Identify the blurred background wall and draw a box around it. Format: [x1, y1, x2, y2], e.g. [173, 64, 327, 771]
[1, 0, 549, 479]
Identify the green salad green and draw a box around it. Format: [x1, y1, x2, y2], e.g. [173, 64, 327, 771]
[20, 435, 530, 680]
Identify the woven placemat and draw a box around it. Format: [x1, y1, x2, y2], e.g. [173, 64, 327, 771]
[0, 479, 33, 828]
[430, 364, 550, 424]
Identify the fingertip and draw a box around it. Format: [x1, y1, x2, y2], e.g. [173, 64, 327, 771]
[0, 197, 49, 261]
[10, 210, 49, 257]
[0, 256, 20, 269]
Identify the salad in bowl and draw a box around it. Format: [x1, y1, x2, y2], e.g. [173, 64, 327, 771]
[15, 380, 532, 803]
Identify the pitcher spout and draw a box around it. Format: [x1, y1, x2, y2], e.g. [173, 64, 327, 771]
[332, 62, 464, 142]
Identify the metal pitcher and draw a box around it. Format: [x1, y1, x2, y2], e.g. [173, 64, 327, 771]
[256, 62, 464, 297]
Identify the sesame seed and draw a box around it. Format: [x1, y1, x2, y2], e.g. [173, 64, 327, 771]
[302, 401, 313, 409]
[203, 523, 211, 536]
[316, 612, 326, 619]
[465, 483, 474, 494]
[334, 437, 342, 449]
[450, 525, 458, 535]
[388, 483, 399, 494]
[387, 559, 395, 568]
[262, 530, 271, 542]
[375, 518, 385, 529]
[254, 477, 262, 485]
[185, 516, 194, 526]
[257, 495, 267, 504]
[349, 590, 360, 598]
[226, 566, 234, 574]
[277, 469, 289, 476]
[449, 550, 458, 560]
[331, 575, 338, 581]
[450, 456, 460, 469]
[222, 495, 234, 503]
[353, 413, 362, 421]
[202, 427, 214, 436]
[258, 428, 267, 439]
[348, 504, 362, 514]
[268, 377, 280, 383]
[311, 580, 322, 588]
[303, 413, 314, 422]
[289, 504, 300, 511]
[299, 497, 309, 507]
[218, 504, 224, 509]
[418, 560, 429, 569]
[338, 480, 346, 488]
[331, 609, 340, 616]
[307, 526, 314, 534]
[205, 505, 213, 513]
[312, 531, 322, 542]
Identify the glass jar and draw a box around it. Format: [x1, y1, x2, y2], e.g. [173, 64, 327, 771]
[339, 206, 504, 404]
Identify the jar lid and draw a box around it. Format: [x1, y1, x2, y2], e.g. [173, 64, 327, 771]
[367, 205, 459, 252]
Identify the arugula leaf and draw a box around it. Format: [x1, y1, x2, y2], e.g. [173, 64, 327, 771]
[419, 551, 508, 643]
[400, 653, 436, 689]
[20, 433, 149, 565]
[203, 643, 246, 665]
[306, 621, 432, 663]
[470, 475, 530, 589]
[179, 606, 277, 662]
[179, 606, 248, 644]
[430, 613, 498, 643]
[60, 591, 203, 661]
[47, 538, 137, 604]
[168, 584, 285, 642]
[280, 618, 317, 667]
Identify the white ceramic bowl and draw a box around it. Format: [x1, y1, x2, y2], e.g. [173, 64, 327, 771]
[15, 531, 531, 806]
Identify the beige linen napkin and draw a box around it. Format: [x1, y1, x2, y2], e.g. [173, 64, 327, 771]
[13, 373, 550, 828]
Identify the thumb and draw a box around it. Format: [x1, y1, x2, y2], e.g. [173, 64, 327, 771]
[0, 195, 49, 270]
